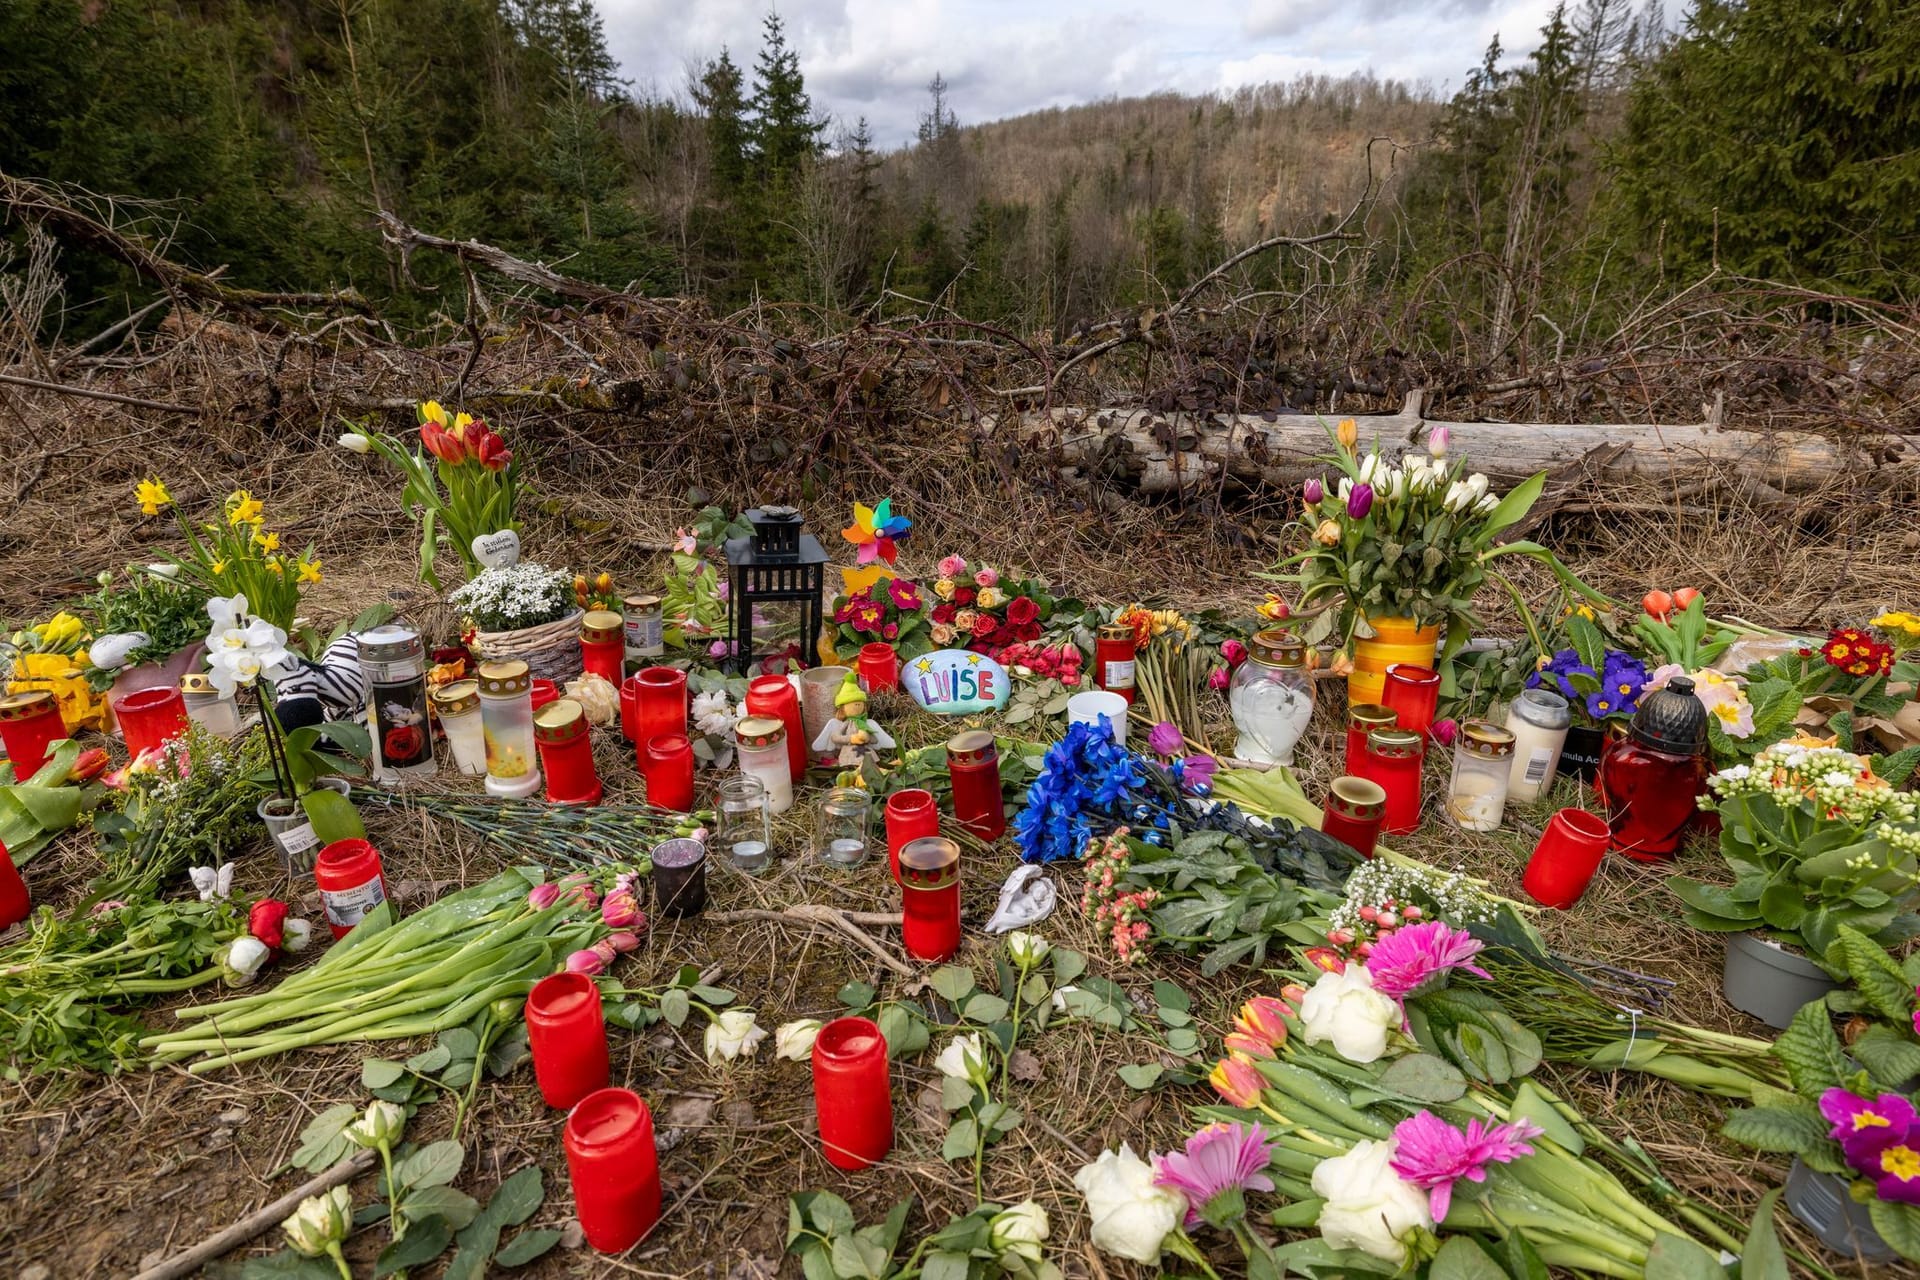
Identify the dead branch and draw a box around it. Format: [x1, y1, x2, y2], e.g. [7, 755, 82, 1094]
[703, 906, 912, 976]
[127, 1150, 377, 1280]
[0, 370, 201, 414]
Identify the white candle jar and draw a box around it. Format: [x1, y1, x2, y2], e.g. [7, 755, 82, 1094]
[734, 715, 794, 814]
[1505, 687, 1571, 803]
[430, 679, 488, 776]
[1229, 630, 1315, 766]
[1448, 720, 1517, 831]
[477, 660, 542, 798]
[180, 672, 241, 737]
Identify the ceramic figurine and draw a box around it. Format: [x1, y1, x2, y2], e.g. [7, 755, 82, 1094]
[811, 674, 896, 767]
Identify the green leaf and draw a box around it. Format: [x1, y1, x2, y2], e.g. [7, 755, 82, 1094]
[929, 965, 977, 1002]
[486, 1022, 531, 1077]
[406, 1043, 453, 1075]
[401, 1185, 481, 1229]
[231, 1250, 340, 1280]
[942, 1117, 979, 1161]
[1118, 1063, 1164, 1090]
[1720, 1102, 1830, 1153]
[1832, 927, 1917, 1024]
[494, 1228, 563, 1267]
[1164, 1027, 1202, 1056]
[1476, 472, 1546, 541]
[1739, 1190, 1788, 1280]
[1430, 1236, 1510, 1280]
[1506, 1081, 1584, 1156]
[1151, 980, 1191, 1013]
[1867, 1198, 1920, 1260]
[691, 984, 735, 1005]
[1052, 949, 1088, 984]
[875, 1004, 929, 1060]
[961, 993, 1010, 1023]
[290, 1103, 359, 1173]
[922, 1251, 972, 1280]
[876, 1198, 914, 1254]
[659, 988, 691, 1028]
[940, 1074, 977, 1111]
[1642, 1231, 1728, 1280]
[837, 981, 877, 1010]
[484, 1166, 545, 1228]
[1501, 1233, 1552, 1280]
[1758, 883, 1809, 931]
[830, 1233, 889, 1280]
[1853, 1026, 1920, 1091]
[395, 1140, 464, 1190]
[375, 1218, 454, 1277]
[1773, 1001, 1848, 1094]
[362, 1058, 407, 1089]
[807, 1191, 857, 1239]
[1377, 1053, 1469, 1103]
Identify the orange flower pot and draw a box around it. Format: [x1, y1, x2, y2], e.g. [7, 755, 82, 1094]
[1348, 617, 1442, 705]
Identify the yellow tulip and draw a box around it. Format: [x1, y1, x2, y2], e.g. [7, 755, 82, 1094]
[266, 557, 285, 575]
[453, 411, 475, 439]
[135, 477, 173, 516]
[1314, 519, 1342, 546]
[1336, 418, 1359, 451]
[421, 400, 448, 426]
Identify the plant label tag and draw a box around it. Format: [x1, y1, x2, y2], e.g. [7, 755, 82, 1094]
[471, 529, 521, 569]
[904, 649, 1011, 715]
[278, 823, 321, 856]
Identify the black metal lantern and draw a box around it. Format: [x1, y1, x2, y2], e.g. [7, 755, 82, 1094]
[725, 506, 828, 674]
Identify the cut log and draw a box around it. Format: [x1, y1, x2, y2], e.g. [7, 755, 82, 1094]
[981, 400, 1920, 498]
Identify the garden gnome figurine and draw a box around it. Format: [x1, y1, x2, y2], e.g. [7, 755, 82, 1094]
[811, 673, 896, 767]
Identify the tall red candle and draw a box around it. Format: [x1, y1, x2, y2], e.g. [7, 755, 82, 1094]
[900, 837, 962, 962]
[1382, 664, 1442, 740]
[884, 789, 940, 884]
[114, 686, 190, 762]
[0, 691, 66, 779]
[1522, 807, 1612, 909]
[858, 643, 899, 694]
[525, 971, 610, 1109]
[1344, 703, 1398, 776]
[1356, 727, 1424, 835]
[535, 699, 603, 806]
[1320, 776, 1387, 858]
[632, 667, 688, 745]
[564, 1088, 663, 1252]
[643, 734, 695, 813]
[812, 1016, 893, 1170]
[579, 610, 626, 686]
[0, 840, 29, 930]
[530, 679, 560, 712]
[946, 730, 1005, 840]
[313, 838, 389, 939]
[1094, 624, 1137, 705]
[744, 675, 806, 784]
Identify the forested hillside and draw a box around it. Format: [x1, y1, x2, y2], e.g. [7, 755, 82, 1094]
[1, 0, 1915, 351]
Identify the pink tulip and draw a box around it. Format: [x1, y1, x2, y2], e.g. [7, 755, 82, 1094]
[602, 890, 641, 929]
[608, 928, 643, 953]
[528, 883, 562, 910]
[1207, 668, 1229, 690]
[591, 938, 619, 965]
[565, 949, 607, 976]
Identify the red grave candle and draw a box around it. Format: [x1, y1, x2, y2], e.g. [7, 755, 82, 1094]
[530, 679, 560, 712]
[0, 840, 29, 930]
[1344, 703, 1398, 776]
[535, 699, 603, 806]
[1381, 664, 1442, 741]
[1522, 807, 1613, 909]
[525, 971, 610, 1109]
[114, 686, 190, 763]
[884, 789, 940, 884]
[619, 675, 641, 744]
[1094, 624, 1137, 705]
[745, 674, 806, 784]
[946, 730, 1005, 840]
[858, 643, 899, 694]
[631, 667, 688, 745]
[1320, 776, 1387, 858]
[900, 836, 962, 962]
[1356, 727, 1425, 836]
[579, 611, 626, 686]
[812, 1016, 894, 1170]
[564, 1087, 663, 1252]
[0, 691, 67, 779]
[313, 838, 389, 939]
[643, 733, 695, 813]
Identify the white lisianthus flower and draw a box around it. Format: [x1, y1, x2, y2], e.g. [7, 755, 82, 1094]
[774, 1018, 823, 1061]
[1005, 931, 1050, 969]
[1073, 1143, 1186, 1264]
[1298, 966, 1402, 1063]
[145, 562, 181, 580]
[220, 936, 272, 986]
[933, 1032, 992, 1088]
[989, 1200, 1051, 1265]
[282, 1185, 353, 1258]
[337, 432, 372, 454]
[281, 918, 313, 952]
[704, 1008, 768, 1064]
[343, 1100, 407, 1150]
[190, 863, 236, 901]
[1312, 1139, 1433, 1263]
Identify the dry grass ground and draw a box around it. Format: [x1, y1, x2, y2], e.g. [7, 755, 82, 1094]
[2, 384, 1918, 1280]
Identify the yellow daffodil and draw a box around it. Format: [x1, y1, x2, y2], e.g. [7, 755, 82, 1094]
[135, 477, 173, 516]
[420, 400, 449, 426]
[253, 529, 281, 553]
[266, 557, 285, 575]
[211, 558, 228, 575]
[227, 490, 264, 527]
[297, 558, 323, 584]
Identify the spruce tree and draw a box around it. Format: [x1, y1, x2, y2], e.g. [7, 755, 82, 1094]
[749, 10, 825, 182]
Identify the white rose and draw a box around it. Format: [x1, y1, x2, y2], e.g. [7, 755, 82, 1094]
[344, 1100, 407, 1150]
[281, 919, 313, 952]
[1312, 1139, 1433, 1263]
[1297, 966, 1401, 1063]
[221, 936, 271, 986]
[703, 1008, 767, 1064]
[282, 1185, 353, 1257]
[933, 1032, 991, 1087]
[989, 1199, 1050, 1264]
[87, 631, 151, 672]
[1051, 985, 1079, 1012]
[337, 432, 372, 454]
[1073, 1143, 1185, 1264]
[774, 1018, 822, 1061]
[1005, 931, 1050, 969]
[1387, 469, 1407, 501]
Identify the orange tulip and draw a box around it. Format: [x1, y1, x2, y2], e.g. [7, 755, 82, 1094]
[1234, 995, 1291, 1051]
[1209, 1054, 1264, 1108]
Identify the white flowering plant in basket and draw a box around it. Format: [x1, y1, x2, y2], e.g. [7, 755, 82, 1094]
[447, 563, 573, 634]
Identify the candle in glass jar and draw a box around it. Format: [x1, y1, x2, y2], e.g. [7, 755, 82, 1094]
[946, 730, 1005, 840]
[621, 593, 665, 668]
[563, 1088, 662, 1252]
[525, 971, 609, 1109]
[536, 698, 603, 806]
[643, 733, 695, 812]
[1447, 721, 1516, 832]
[734, 716, 794, 814]
[180, 672, 242, 737]
[814, 786, 871, 866]
[358, 624, 436, 777]
[579, 610, 626, 686]
[115, 686, 191, 763]
[1382, 663, 1442, 740]
[1357, 727, 1425, 835]
[651, 837, 707, 916]
[812, 1017, 893, 1170]
[477, 661, 542, 798]
[1320, 776, 1387, 858]
[858, 643, 899, 694]
[430, 680, 487, 775]
[0, 691, 67, 778]
[1504, 688, 1572, 803]
[716, 776, 772, 872]
[899, 836, 962, 961]
[1344, 703, 1398, 775]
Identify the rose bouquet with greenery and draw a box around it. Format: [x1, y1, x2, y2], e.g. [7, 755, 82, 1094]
[1670, 743, 1920, 970]
[927, 554, 1054, 653]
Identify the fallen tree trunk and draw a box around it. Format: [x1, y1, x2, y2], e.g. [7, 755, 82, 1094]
[981, 396, 1920, 498]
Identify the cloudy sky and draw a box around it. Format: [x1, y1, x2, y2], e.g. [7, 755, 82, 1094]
[597, 0, 1572, 146]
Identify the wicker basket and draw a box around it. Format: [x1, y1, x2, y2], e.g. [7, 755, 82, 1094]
[472, 609, 584, 684]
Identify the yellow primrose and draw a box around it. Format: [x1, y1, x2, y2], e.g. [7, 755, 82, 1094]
[1872, 611, 1920, 647]
[135, 477, 173, 516]
[297, 558, 323, 584]
[227, 490, 264, 526]
[253, 529, 281, 553]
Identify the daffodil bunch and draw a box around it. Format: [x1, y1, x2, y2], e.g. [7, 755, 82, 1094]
[138, 480, 318, 631]
[336, 400, 522, 588]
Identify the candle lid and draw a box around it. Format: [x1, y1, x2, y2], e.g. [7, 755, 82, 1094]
[1329, 775, 1389, 820]
[947, 729, 996, 763]
[899, 836, 961, 890]
[180, 672, 221, 697]
[735, 715, 786, 748]
[652, 836, 705, 869]
[1510, 687, 1571, 730]
[477, 660, 531, 696]
[1385, 662, 1441, 686]
[430, 679, 481, 716]
[0, 690, 54, 721]
[1250, 629, 1306, 668]
[580, 610, 624, 643]
[1629, 677, 1710, 754]
[1366, 726, 1423, 759]
[357, 623, 424, 664]
[1460, 720, 1517, 759]
[1097, 623, 1135, 643]
[622, 594, 662, 613]
[1347, 702, 1398, 728]
[533, 698, 588, 743]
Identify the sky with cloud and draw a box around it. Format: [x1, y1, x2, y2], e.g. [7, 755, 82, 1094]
[596, 0, 1575, 146]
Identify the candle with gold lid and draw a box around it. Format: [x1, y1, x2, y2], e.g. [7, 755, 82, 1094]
[1449, 720, 1517, 832]
[477, 660, 541, 798]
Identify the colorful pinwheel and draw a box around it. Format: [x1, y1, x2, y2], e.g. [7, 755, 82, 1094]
[842, 498, 911, 565]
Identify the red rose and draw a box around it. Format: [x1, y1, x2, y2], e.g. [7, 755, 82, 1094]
[954, 587, 976, 606]
[931, 602, 957, 624]
[971, 614, 998, 638]
[384, 724, 425, 761]
[1005, 596, 1040, 627]
[1016, 621, 1043, 642]
[248, 899, 290, 950]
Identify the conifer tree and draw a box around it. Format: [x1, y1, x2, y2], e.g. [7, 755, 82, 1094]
[749, 10, 825, 183]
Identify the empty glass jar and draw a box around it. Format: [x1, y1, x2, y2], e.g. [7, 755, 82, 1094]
[814, 786, 871, 867]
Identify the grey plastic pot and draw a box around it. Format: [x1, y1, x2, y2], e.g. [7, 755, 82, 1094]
[1784, 1157, 1897, 1261]
[1722, 933, 1841, 1029]
[257, 777, 351, 875]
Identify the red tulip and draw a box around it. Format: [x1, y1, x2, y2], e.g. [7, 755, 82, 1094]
[421, 422, 466, 465]
[68, 748, 110, 783]
[248, 899, 290, 950]
[472, 429, 512, 471]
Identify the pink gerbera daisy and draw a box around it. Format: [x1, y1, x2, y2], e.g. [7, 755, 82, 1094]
[1364, 921, 1491, 1000]
[1389, 1110, 1542, 1221]
[1151, 1121, 1276, 1229]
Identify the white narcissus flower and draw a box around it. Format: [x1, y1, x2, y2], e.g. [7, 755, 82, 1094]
[282, 1185, 353, 1257]
[1297, 966, 1401, 1063]
[1072, 1143, 1186, 1264]
[337, 432, 372, 454]
[1004, 931, 1050, 969]
[220, 936, 272, 986]
[774, 1018, 823, 1061]
[989, 1200, 1050, 1264]
[1312, 1138, 1433, 1263]
[704, 1008, 767, 1064]
[281, 919, 313, 952]
[344, 1100, 407, 1150]
[190, 863, 236, 901]
[933, 1032, 992, 1088]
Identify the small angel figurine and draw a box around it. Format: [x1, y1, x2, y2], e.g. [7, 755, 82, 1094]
[810, 673, 896, 767]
